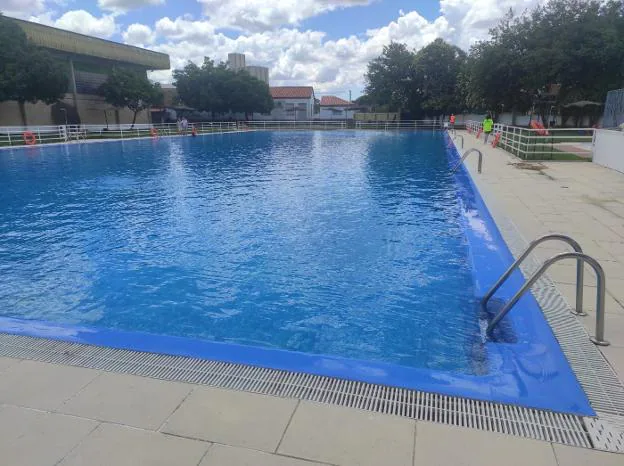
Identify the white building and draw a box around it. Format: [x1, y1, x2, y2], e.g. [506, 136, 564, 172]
[261, 87, 316, 120]
[227, 53, 270, 84]
[319, 96, 355, 120]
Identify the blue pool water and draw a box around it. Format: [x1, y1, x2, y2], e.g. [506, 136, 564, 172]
[0, 131, 593, 415]
[0, 131, 478, 372]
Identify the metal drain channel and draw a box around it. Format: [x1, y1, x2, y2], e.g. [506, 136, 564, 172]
[487, 200, 624, 417]
[0, 332, 591, 448]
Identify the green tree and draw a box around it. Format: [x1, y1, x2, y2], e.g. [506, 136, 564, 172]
[364, 42, 419, 114]
[466, 0, 624, 125]
[99, 68, 163, 128]
[173, 58, 273, 118]
[0, 14, 68, 125]
[413, 39, 467, 117]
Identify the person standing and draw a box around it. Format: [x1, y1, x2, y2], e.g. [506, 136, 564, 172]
[181, 117, 189, 135]
[449, 114, 456, 129]
[483, 114, 494, 144]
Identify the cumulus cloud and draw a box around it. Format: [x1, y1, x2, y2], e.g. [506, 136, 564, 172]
[440, 0, 543, 47]
[0, 0, 46, 18]
[140, 8, 452, 95]
[98, 0, 165, 14]
[53, 10, 117, 38]
[198, 0, 374, 32]
[122, 23, 156, 46]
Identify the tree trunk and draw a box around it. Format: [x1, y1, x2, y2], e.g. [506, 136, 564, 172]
[18, 101, 27, 126]
[511, 107, 517, 126]
[131, 109, 138, 129]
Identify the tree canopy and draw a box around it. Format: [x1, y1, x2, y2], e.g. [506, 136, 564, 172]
[173, 58, 273, 117]
[364, 39, 466, 118]
[99, 68, 163, 127]
[0, 14, 69, 124]
[362, 0, 624, 124]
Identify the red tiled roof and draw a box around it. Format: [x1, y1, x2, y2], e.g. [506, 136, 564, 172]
[320, 96, 352, 106]
[270, 86, 314, 99]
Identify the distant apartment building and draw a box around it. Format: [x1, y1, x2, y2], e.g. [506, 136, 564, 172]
[320, 96, 355, 120]
[260, 87, 316, 120]
[227, 53, 269, 84]
[0, 17, 170, 126]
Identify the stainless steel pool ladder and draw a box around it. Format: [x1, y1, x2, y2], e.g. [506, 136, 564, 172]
[483, 234, 609, 346]
[453, 134, 464, 149]
[452, 148, 482, 174]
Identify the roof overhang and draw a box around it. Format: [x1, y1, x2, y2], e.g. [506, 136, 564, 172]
[12, 18, 170, 70]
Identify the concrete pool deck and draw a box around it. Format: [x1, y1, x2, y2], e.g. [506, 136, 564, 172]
[1, 130, 624, 464]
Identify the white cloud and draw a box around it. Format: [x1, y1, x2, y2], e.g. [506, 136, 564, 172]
[0, 0, 46, 18]
[197, 0, 374, 32]
[139, 2, 549, 96]
[98, 0, 164, 14]
[53, 10, 117, 38]
[123, 23, 155, 46]
[440, 0, 543, 47]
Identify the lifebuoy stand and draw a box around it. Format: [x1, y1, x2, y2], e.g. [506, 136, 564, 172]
[22, 131, 36, 145]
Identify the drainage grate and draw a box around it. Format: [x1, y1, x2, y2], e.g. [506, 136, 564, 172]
[489, 204, 624, 417]
[585, 412, 624, 453]
[0, 332, 591, 448]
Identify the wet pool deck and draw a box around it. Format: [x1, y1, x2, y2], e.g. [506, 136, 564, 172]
[1, 130, 624, 465]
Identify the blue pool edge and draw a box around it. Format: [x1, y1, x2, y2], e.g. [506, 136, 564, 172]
[0, 131, 595, 417]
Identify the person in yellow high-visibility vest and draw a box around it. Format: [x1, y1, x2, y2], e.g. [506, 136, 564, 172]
[482, 114, 494, 144]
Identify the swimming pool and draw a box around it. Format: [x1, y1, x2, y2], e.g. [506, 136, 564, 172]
[0, 131, 592, 415]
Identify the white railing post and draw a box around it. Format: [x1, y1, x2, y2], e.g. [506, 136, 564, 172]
[7, 131, 11, 146]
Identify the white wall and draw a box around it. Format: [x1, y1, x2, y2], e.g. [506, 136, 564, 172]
[593, 129, 624, 173]
[255, 97, 315, 120]
[320, 106, 355, 120]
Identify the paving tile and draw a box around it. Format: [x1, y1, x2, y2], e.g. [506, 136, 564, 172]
[0, 360, 99, 410]
[578, 311, 624, 348]
[59, 423, 209, 466]
[200, 444, 327, 466]
[599, 345, 624, 381]
[0, 404, 97, 466]
[58, 372, 192, 430]
[553, 445, 624, 465]
[554, 283, 624, 316]
[162, 386, 297, 451]
[0, 356, 20, 372]
[278, 401, 415, 466]
[413, 421, 557, 466]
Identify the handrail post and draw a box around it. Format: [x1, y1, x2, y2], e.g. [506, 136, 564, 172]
[486, 252, 609, 346]
[452, 148, 483, 174]
[481, 234, 585, 316]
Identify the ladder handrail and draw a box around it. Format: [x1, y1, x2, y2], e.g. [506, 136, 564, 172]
[481, 234, 585, 316]
[452, 148, 482, 174]
[486, 252, 609, 346]
[454, 134, 464, 149]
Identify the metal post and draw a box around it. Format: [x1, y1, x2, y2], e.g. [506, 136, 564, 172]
[486, 252, 608, 346]
[481, 234, 585, 315]
[7, 131, 11, 146]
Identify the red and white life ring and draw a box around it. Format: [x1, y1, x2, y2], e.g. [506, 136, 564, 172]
[22, 131, 36, 145]
[150, 128, 158, 138]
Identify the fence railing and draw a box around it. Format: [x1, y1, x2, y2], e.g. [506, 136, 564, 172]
[356, 120, 445, 130]
[245, 120, 346, 130]
[465, 120, 594, 161]
[0, 122, 239, 147]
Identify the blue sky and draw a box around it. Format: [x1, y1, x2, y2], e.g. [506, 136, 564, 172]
[2, 0, 540, 95]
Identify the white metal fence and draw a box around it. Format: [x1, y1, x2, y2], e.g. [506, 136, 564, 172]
[245, 120, 346, 130]
[0, 122, 239, 147]
[355, 120, 446, 130]
[465, 120, 594, 160]
[1, 119, 461, 148]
